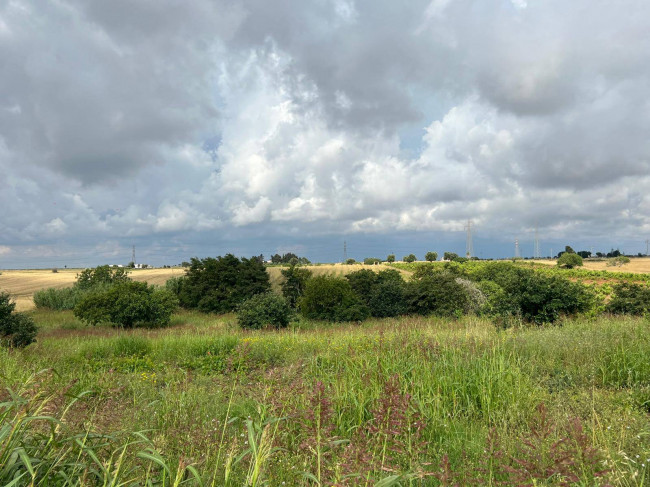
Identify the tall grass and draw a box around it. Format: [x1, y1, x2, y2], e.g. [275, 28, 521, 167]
[1, 313, 649, 484]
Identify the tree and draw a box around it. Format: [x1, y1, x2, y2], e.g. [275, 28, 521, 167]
[607, 256, 630, 267]
[606, 249, 621, 258]
[577, 250, 591, 258]
[386, 254, 395, 263]
[178, 254, 270, 313]
[443, 252, 459, 261]
[403, 254, 416, 263]
[565, 245, 575, 254]
[557, 252, 583, 269]
[271, 254, 282, 264]
[76, 265, 131, 290]
[425, 251, 438, 262]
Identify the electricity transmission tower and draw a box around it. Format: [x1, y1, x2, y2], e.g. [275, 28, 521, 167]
[534, 224, 540, 259]
[343, 240, 347, 263]
[646, 239, 649, 256]
[514, 239, 520, 258]
[465, 220, 473, 258]
[132, 245, 136, 265]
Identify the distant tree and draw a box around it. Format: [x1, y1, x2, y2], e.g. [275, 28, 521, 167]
[386, 254, 395, 263]
[443, 252, 459, 261]
[345, 258, 357, 265]
[577, 251, 591, 258]
[595, 252, 604, 258]
[181, 261, 190, 267]
[403, 254, 416, 263]
[565, 246, 575, 254]
[271, 254, 282, 264]
[363, 257, 381, 265]
[425, 251, 438, 262]
[76, 265, 130, 290]
[557, 253, 583, 269]
[606, 249, 622, 258]
[127, 261, 136, 268]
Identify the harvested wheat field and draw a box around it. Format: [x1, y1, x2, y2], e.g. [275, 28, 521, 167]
[531, 256, 650, 274]
[0, 268, 182, 311]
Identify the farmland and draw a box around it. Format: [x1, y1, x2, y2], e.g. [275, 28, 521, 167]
[1, 261, 649, 485]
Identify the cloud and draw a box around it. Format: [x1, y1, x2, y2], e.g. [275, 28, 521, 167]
[1, 0, 650, 264]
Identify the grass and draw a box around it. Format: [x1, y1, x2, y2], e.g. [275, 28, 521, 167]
[1, 310, 649, 485]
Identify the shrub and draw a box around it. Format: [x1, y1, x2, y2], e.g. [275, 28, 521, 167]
[386, 254, 395, 263]
[363, 257, 381, 265]
[606, 282, 650, 315]
[74, 281, 178, 328]
[607, 256, 631, 267]
[557, 253, 583, 268]
[345, 269, 379, 303]
[300, 275, 369, 322]
[178, 254, 270, 313]
[368, 280, 407, 317]
[425, 251, 438, 262]
[454, 278, 486, 313]
[33, 286, 86, 310]
[0, 292, 37, 348]
[237, 293, 293, 330]
[345, 258, 357, 265]
[280, 265, 313, 308]
[402, 254, 416, 263]
[405, 272, 470, 317]
[470, 262, 594, 323]
[164, 276, 186, 296]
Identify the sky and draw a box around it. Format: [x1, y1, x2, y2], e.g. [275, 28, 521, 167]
[1, 0, 650, 268]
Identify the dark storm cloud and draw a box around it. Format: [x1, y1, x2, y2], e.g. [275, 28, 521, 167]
[1, 0, 650, 265]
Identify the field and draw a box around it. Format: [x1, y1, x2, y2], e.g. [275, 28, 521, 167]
[1, 263, 650, 485]
[531, 257, 650, 274]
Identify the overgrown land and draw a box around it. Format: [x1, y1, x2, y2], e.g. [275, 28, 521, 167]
[1, 259, 649, 485]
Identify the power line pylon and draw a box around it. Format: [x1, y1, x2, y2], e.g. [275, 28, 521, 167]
[465, 220, 473, 258]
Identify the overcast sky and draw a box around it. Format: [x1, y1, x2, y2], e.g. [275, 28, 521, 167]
[1, 0, 649, 267]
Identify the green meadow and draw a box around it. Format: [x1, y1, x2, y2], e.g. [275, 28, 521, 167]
[2, 308, 649, 485]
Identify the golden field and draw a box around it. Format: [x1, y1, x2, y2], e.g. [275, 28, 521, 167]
[531, 256, 650, 273]
[0, 264, 408, 311]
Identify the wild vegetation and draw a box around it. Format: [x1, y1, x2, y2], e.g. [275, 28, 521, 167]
[1, 258, 649, 485]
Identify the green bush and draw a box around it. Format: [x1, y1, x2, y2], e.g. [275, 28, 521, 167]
[237, 292, 293, 330]
[557, 253, 583, 268]
[363, 257, 381, 265]
[405, 272, 470, 317]
[300, 275, 369, 322]
[164, 276, 186, 296]
[402, 254, 417, 263]
[386, 254, 395, 263]
[74, 281, 178, 328]
[606, 282, 650, 315]
[178, 254, 270, 313]
[280, 265, 313, 308]
[345, 269, 378, 303]
[33, 286, 87, 310]
[368, 280, 407, 317]
[0, 292, 37, 348]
